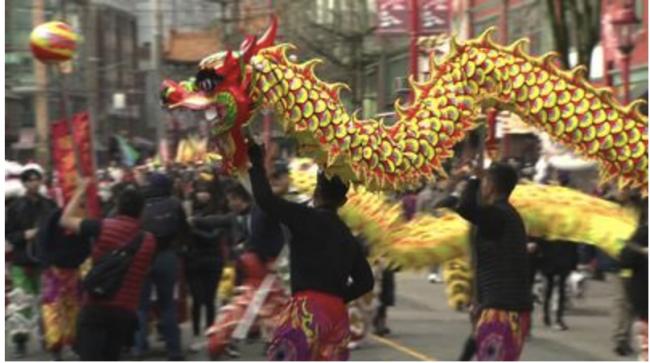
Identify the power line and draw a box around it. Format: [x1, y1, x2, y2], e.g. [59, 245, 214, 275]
[12, 8, 221, 13]
[11, 5, 222, 13]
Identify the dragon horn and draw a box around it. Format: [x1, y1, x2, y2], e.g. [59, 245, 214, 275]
[223, 50, 236, 66]
[240, 35, 257, 63]
[240, 15, 278, 63]
[256, 15, 278, 50]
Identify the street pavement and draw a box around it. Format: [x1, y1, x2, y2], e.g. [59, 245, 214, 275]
[6, 272, 638, 361]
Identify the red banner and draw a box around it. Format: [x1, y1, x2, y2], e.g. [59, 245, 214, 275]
[51, 112, 101, 218]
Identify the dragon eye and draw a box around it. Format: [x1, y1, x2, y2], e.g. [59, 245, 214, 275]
[195, 70, 224, 92]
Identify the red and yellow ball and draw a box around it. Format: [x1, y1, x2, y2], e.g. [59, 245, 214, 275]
[29, 21, 78, 63]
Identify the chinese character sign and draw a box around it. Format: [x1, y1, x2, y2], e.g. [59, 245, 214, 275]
[376, 0, 450, 35]
[51, 112, 101, 218]
[420, 0, 450, 34]
[376, 0, 410, 34]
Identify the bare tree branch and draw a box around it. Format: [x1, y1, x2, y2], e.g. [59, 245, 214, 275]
[546, 0, 570, 68]
[547, 0, 601, 72]
[272, 0, 381, 108]
[293, 33, 349, 68]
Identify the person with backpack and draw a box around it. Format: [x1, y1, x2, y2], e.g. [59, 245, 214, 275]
[192, 179, 287, 289]
[5, 167, 57, 358]
[185, 179, 228, 352]
[135, 173, 190, 360]
[59, 179, 156, 360]
[191, 179, 287, 358]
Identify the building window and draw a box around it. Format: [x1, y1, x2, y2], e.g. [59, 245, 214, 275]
[635, 0, 643, 17]
[508, 0, 542, 53]
[386, 56, 408, 105]
[473, 15, 499, 39]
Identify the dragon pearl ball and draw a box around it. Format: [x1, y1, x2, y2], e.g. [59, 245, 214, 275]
[29, 21, 78, 63]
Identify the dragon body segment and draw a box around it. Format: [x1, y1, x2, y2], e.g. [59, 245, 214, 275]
[161, 21, 647, 192]
[249, 29, 647, 191]
[288, 158, 637, 267]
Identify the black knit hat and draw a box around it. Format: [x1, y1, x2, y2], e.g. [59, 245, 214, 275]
[271, 161, 289, 177]
[20, 168, 43, 182]
[316, 171, 349, 203]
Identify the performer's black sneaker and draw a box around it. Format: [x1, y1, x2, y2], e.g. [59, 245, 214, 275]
[262, 342, 271, 356]
[553, 321, 568, 331]
[51, 350, 63, 361]
[225, 344, 241, 358]
[375, 327, 391, 336]
[14, 342, 27, 359]
[13, 333, 28, 359]
[614, 342, 634, 357]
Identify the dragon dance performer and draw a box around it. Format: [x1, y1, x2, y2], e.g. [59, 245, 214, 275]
[36, 207, 92, 361]
[247, 141, 374, 360]
[455, 163, 533, 361]
[618, 198, 648, 361]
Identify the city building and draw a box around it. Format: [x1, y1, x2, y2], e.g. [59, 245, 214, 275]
[601, 0, 647, 100]
[5, 0, 145, 164]
[454, 0, 647, 99]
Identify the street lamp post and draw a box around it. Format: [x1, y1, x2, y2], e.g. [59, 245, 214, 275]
[264, 0, 274, 169]
[409, 0, 420, 102]
[611, 0, 641, 104]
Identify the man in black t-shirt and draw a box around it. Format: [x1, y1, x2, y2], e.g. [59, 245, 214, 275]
[134, 173, 189, 360]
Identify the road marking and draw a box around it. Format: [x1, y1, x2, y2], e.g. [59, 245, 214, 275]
[370, 334, 437, 361]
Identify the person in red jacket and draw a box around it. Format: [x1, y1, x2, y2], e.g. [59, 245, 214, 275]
[60, 179, 156, 360]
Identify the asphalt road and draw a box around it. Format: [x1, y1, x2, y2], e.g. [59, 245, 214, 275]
[5, 272, 639, 361]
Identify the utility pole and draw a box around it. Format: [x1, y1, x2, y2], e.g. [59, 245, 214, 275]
[151, 0, 163, 71]
[33, 0, 50, 167]
[171, 0, 178, 30]
[262, 0, 275, 170]
[409, 0, 420, 102]
[59, 0, 83, 176]
[500, 0, 509, 43]
[378, 37, 387, 111]
[150, 0, 164, 142]
[83, 0, 100, 167]
[467, 0, 475, 38]
[499, 0, 509, 157]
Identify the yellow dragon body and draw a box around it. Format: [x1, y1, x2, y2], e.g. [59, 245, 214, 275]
[289, 157, 637, 310]
[249, 28, 647, 191]
[162, 21, 647, 193]
[289, 158, 637, 267]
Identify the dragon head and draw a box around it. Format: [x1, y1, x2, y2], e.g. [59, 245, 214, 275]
[160, 17, 277, 172]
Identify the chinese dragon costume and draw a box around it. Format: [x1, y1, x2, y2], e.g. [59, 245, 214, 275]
[161, 18, 646, 192]
[160, 17, 647, 352]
